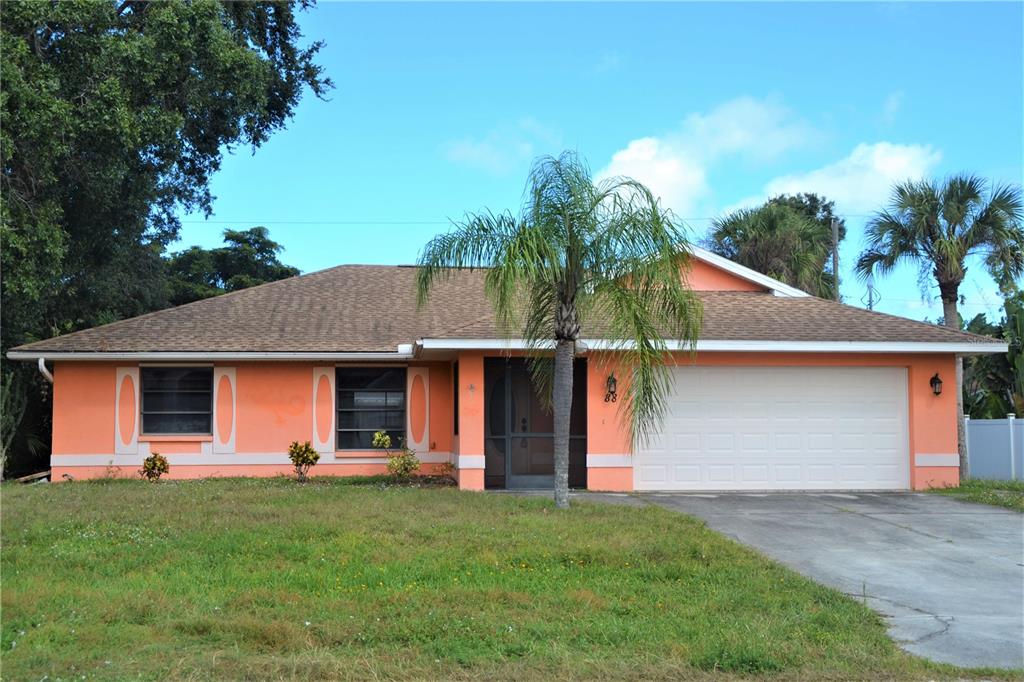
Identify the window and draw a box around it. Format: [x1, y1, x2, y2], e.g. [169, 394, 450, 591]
[452, 361, 459, 435]
[337, 367, 406, 450]
[141, 367, 213, 435]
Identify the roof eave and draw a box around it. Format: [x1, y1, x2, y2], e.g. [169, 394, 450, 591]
[417, 338, 1008, 355]
[5, 345, 417, 362]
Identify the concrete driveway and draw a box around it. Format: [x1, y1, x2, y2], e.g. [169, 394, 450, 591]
[639, 492, 1023, 669]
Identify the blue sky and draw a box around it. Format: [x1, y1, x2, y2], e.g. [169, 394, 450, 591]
[175, 1, 1023, 323]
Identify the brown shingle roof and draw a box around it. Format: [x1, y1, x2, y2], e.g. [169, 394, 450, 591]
[9, 264, 1000, 353]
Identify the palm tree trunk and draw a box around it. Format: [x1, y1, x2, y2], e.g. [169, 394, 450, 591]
[552, 338, 574, 509]
[941, 296, 969, 481]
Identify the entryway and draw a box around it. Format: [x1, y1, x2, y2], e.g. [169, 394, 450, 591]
[483, 357, 587, 489]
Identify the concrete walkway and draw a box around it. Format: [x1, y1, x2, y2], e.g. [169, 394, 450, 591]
[629, 492, 1024, 669]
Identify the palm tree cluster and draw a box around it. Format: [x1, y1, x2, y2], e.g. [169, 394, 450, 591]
[706, 202, 838, 299]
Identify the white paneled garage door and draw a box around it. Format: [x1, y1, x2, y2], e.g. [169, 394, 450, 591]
[634, 366, 910, 491]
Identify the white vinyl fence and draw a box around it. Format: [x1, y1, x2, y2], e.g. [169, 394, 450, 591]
[965, 415, 1022, 481]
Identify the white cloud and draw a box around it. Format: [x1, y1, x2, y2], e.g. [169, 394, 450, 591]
[600, 138, 709, 215]
[444, 118, 561, 175]
[596, 97, 820, 215]
[727, 142, 942, 215]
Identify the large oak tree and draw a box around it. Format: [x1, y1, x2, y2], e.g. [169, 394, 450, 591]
[0, 1, 329, 474]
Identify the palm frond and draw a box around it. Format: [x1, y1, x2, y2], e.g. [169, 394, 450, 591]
[415, 211, 519, 306]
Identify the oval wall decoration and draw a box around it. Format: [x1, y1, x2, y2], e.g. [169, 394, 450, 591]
[118, 374, 136, 447]
[410, 373, 426, 444]
[315, 373, 333, 445]
[216, 374, 234, 445]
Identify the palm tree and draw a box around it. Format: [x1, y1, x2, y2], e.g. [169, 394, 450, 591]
[706, 203, 837, 298]
[416, 152, 702, 508]
[856, 175, 1024, 478]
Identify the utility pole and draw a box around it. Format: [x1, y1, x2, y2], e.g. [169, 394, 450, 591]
[865, 272, 877, 310]
[831, 217, 840, 302]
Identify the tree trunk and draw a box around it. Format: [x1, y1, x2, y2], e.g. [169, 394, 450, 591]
[552, 338, 574, 509]
[941, 296, 969, 481]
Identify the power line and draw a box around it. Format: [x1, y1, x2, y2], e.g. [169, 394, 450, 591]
[176, 214, 879, 226]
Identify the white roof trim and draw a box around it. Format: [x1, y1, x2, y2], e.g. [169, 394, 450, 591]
[9, 338, 1006, 361]
[417, 338, 1007, 355]
[6, 350, 416, 362]
[687, 245, 810, 298]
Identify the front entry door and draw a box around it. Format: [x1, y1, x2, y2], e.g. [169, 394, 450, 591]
[484, 358, 586, 489]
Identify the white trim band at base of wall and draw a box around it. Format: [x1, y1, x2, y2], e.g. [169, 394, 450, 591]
[53, 452, 452, 467]
[914, 453, 960, 467]
[457, 455, 485, 470]
[586, 454, 632, 468]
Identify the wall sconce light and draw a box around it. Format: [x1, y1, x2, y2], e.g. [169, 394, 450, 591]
[604, 372, 618, 403]
[929, 373, 943, 396]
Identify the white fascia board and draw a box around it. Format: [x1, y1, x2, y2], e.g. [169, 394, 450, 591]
[417, 338, 1008, 355]
[6, 350, 416, 362]
[687, 246, 810, 298]
[418, 339, 554, 351]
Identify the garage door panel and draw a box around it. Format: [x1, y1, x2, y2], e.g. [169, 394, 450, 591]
[634, 366, 910, 491]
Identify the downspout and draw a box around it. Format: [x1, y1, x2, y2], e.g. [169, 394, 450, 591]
[37, 357, 53, 383]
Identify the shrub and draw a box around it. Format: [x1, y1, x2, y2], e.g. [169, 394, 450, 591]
[386, 449, 420, 479]
[139, 453, 169, 482]
[435, 461, 456, 482]
[287, 441, 319, 482]
[372, 430, 420, 480]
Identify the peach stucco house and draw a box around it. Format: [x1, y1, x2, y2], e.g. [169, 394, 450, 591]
[7, 248, 1006, 492]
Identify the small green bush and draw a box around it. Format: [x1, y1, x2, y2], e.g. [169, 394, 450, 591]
[287, 441, 319, 482]
[139, 453, 169, 482]
[372, 430, 420, 480]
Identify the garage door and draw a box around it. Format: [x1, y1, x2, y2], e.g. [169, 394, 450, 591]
[634, 366, 910, 491]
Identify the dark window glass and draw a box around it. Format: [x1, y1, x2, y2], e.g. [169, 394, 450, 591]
[338, 429, 404, 450]
[452, 362, 459, 436]
[141, 367, 213, 434]
[337, 367, 406, 449]
[336, 367, 406, 390]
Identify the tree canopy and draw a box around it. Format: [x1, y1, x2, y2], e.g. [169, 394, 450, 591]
[1, 0, 329, 352]
[706, 193, 844, 299]
[963, 293, 1024, 419]
[0, 1, 328, 475]
[166, 227, 300, 306]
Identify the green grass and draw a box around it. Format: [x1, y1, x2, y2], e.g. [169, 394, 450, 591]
[930, 478, 1024, 512]
[0, 478, 1012, 681]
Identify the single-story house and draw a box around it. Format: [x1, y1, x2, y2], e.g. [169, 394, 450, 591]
[7, 248, 1006, 491]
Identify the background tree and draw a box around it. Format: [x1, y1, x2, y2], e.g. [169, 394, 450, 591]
[166, 227, 300, 306]
[417, 152, 702, 509]
[856, 175, 1024, 478]
[963, 292, 1024, 419]
[706, 199, 841, 298]
[0, 0, 329, 475]
[767, 193, 846, 239]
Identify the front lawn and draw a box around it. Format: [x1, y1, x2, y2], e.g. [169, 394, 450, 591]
[930, 478, 1024, 512]
[0, 478, 1008, 680]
